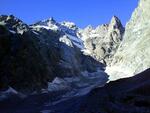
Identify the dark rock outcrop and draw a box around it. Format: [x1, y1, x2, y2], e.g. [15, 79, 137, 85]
[0, 15, 106, 92]
[0, 22, 53, 92]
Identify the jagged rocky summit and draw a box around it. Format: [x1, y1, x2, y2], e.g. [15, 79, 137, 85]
[80, 16, 124, 65]
[0, 14, 124, 92]
[106, 0, 150, 80]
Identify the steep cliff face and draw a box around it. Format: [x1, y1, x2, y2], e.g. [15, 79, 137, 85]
[106, 0, 150, 80]
[0, 15, 56, 91]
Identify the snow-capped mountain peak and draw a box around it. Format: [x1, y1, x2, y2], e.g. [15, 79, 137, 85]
[31, 17, 59, 31]
[30, 16, 124, 64]
[31, 18, 84, 49]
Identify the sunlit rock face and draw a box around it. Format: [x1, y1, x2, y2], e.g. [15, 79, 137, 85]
[79, 16, 124, 65]
[106, 0, 150, 80]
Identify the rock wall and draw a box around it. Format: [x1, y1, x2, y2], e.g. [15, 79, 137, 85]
[106, 0, 150, 80]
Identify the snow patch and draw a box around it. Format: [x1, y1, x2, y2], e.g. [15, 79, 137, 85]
[3, 87, 18, 94]
[81, 49, 92, 55]
[9, 30, 16, 34]
[59, 35, 74, 47]
[33, 25, 59, 31]
[32, 31, 39, 35]
[105, 66, 134, 81]
[66, 33, 82, 43]
[48, 77, 71, 92]
[61, 21, 76, 30]
[65, 33, 84, 49]
[45, 70, 108, 108]
[0, 87, 19, 101]
[48, 69, 108, 93]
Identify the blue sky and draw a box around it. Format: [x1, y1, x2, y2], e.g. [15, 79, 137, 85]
[0, 0, 139, 28]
